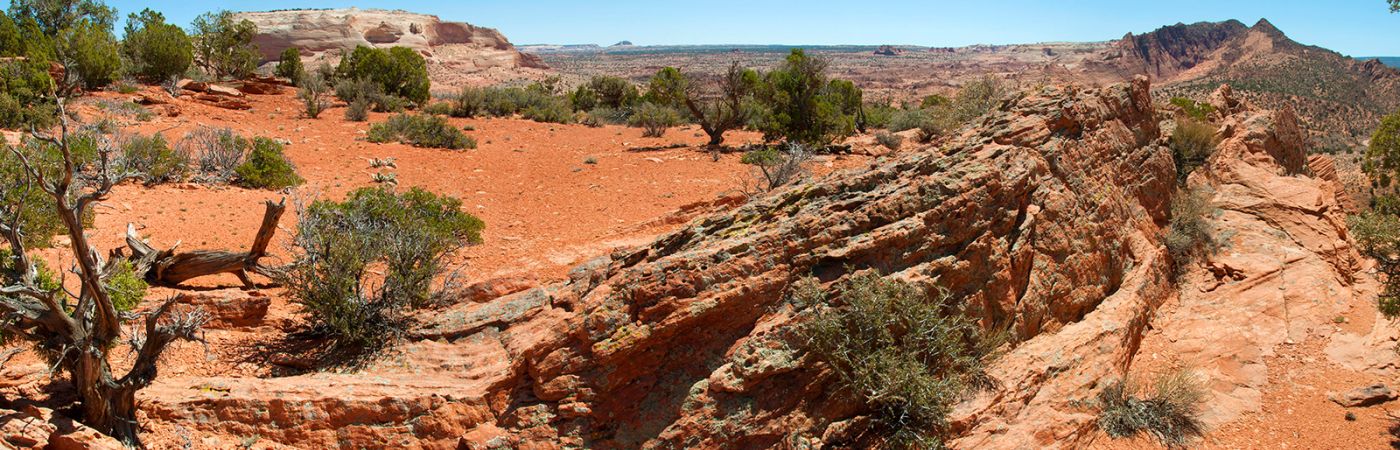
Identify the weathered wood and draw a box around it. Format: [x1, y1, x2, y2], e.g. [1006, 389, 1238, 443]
[127, 199, 286, 288]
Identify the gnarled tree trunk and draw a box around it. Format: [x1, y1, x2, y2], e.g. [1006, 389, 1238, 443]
[125, 199, 286, 288]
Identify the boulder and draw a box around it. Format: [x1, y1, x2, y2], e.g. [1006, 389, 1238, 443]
[176, 290, 270, 328]
[1329, 384, 1398, 407]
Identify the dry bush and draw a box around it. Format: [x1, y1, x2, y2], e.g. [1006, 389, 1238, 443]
[801, 272, 1001, 449]
[178, 126, 245, 183]
[742, 142, 812, 192]
[1164, 186, 1217, 277]
[1171, 119, 1219, 183]
[282, 187, 483, 352]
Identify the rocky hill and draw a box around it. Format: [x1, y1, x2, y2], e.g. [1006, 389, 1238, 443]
[235, 8, 547, 85]
[1100, 19, 1400, 148]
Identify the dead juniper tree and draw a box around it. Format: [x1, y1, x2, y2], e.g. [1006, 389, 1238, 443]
[0, 99, 206, 447]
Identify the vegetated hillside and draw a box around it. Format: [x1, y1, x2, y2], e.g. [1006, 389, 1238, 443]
[236, 8, 547, 85]
[1117, 19, 1400, 149]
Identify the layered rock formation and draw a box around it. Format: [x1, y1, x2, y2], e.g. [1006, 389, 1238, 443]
[235, 8, 546, 75]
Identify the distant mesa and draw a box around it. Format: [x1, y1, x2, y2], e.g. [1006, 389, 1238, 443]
[873, 45, 902, 56]
[612, 40, 634, 47]
[234, 8, 547, 72]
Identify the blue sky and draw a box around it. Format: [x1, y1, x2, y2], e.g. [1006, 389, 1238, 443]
[10, 1, 1400, 56]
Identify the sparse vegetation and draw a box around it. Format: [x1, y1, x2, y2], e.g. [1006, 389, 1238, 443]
[282, 186, 484, 350]
[368, 113, 477, 150]
[1171, 119, 1219, 183]
[234, 137, 303, 189]
[1170, 97, 1216, 121]
[875, 130, 903, 150]
[1097, 370, 1207, 448]
[801, 272, 1000, 449]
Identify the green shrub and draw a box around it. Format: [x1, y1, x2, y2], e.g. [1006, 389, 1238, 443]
[862, 101, 897, 129]
[283, 186, 484, 350]
[67, 19, 121, 90]
[334, 77, 403, 113]
[801, 273, 1000, 449]
[0, 57, 56, 129]
[121, 9, 192, 83]
[874, 131, 902, 150]
[422, 101, 452, 116]
[756, 49, 856, 146]
[234, 137, 303, 189]
[629, 102, 681, 137]
[1364, 110, 1400, 194]
[104, 259, 148, 313]
[1, 132, 100, 247]
[522, 96, 573, 124]
[1171, 120, 1219, 183]
[450, 86, 486, 118]
[1170, 97, 1216, 122]
[120, 133, 188, 184]
[583, 75, 639, 109]
[921, 94, 950, 109]
[1097, 370, 1206, 447]
[190, 10, 258, 80]
[1164, 187, 1216, 277]
[1349, 208, 1400, 316]
[368, 114, 476, 150]
[275, 47, 305, 83]
[336, 46, 430, 105]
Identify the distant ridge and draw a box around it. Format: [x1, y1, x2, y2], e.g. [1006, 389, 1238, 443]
[1361, 56, 1400, 68]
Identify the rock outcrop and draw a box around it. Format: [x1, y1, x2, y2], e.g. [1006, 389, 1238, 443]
[235, 8, 547, 74]
[142, 76, 1184, 449]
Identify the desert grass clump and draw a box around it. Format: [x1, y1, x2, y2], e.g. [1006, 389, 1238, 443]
[282, 186, 484, 351]
[368, 114, 476, 150]
[234, 137, 304, 189]
[1171, 119, 1219, 183]
[875, 131, 903, 150]
[801, 272, 1001, 449]
[1097, 370, 1207, 447]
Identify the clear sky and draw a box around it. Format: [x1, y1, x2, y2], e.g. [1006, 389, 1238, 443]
[9, 1, 1400, 56]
